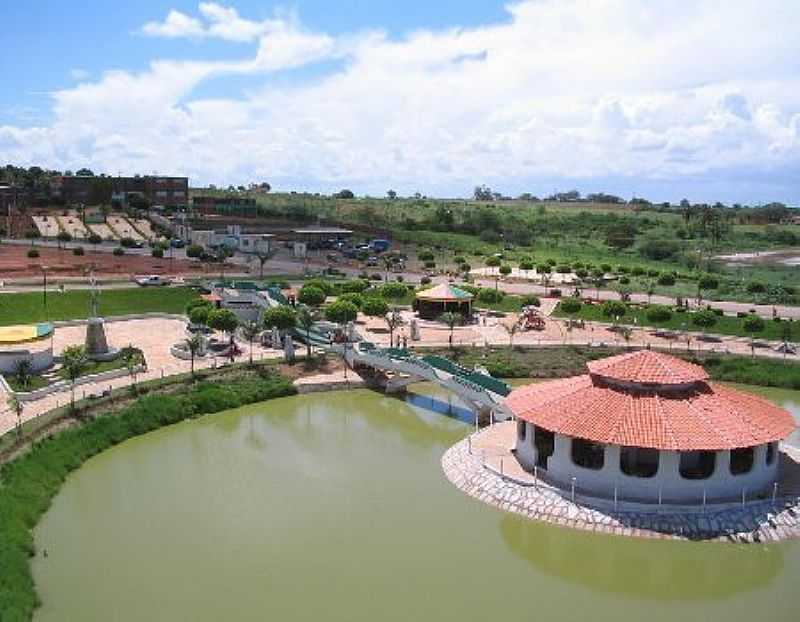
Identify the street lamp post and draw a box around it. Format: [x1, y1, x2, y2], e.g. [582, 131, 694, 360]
[41, 265, 49, 311]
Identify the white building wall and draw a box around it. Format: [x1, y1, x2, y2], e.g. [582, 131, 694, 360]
[0, 347, 54, 374]
[513, 421, 779, 503]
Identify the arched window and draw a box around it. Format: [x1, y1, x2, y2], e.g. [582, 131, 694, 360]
[766, 442, 777, 466]
[730, 447, 755, 475]
[620, 446, 659, 478]
[679, 451, 716, 480]
[571, 438, 605, 470]
[517, 419, 526, 442]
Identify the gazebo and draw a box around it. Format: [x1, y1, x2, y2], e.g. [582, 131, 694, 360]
[413, 283, 473, 320]
[0, 322, 55, 374]
[505, 350, 796, 504]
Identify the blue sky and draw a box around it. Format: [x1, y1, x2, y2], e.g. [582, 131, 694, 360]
[2, 1, 799, 204]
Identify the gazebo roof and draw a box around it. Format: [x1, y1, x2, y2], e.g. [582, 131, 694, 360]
[0, 322, 53, 345]
[415, 283, 473, 302]
[505, 350, 795, 451]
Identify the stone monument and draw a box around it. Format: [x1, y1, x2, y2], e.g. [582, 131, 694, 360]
[84, 275, 119, 361]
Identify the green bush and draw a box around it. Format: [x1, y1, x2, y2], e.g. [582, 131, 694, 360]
[631, 266, 645, 276]
[113, 247, 124, 256]
[338, 279, 370, 294]
[27, 249, 39, 258]
[303, 278, 334, 295]
[325, 300, 359, 324]
[521, 295, 540, 307]
[361, 297, 389, 317]
[379, 282, 408, 300]
[657, 273, 676, 286]
[692, 309, 718, 328]
[646, 305, 672, 323]
[151, 248, 164, 258]
[556, 264, 572, 274]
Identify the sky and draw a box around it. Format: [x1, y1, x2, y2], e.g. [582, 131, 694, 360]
[1, 1, 799, 204]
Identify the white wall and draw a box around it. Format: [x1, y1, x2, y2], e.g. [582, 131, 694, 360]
[514, 421, 779, 503]
[0, 347, 53, 374]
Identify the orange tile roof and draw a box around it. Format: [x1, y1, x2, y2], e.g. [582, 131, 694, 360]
[587, 350, 708, 384]
[506, 352, 795, 451]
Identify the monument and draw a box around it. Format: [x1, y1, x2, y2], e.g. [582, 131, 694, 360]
[84, 275, 119, 361]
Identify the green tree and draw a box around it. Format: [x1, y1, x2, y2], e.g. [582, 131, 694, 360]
[601, 300, 627, 318]
[385, 308, 405, 347]
[361, 297, 389, 319]
[122, 347, 144, 395]
[296, 307, 316, 358]
[298, 285, 326, 307]
[14, 359, 33, 391]
[691, 309, 717, 338]
[240, 320, 262, 366]
[263, 306, 297, 332]
[184, 333, 203, 377]
[189, 305, 212, 327]
[208, 308, 239, 359]
[325, 300, 358, 325]
[186, 244, 204, 259]
[438, 312, 461, 349]
[742, 314, 766, 357]
[61, 344, 88, 410]
[7, 395, 23, 438]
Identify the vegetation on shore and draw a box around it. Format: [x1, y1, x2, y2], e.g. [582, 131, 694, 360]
[0, 287, 199, 326]
[0, 368, 295, 620]
[423, 345, 800, 390]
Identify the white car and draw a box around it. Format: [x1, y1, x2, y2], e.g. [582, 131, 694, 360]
[135, 275, 170, 287]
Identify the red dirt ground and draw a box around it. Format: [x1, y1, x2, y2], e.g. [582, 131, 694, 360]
[0, 244, 202, 278]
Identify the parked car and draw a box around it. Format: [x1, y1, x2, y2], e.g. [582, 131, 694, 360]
[135, 275, 170, 287]
[170, 238, 186, 248]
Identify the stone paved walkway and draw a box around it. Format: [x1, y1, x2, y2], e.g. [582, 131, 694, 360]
[442, 423, 800, 543]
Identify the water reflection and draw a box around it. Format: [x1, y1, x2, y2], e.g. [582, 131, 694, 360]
[499, 513, 783, 600]
[401, 389, 475, 424]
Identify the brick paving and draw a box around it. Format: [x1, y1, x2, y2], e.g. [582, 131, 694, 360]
[442, 422, 800, 543]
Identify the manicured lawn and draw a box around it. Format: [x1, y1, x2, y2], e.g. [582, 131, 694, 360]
[0, 287, 199, 326]
[552, 300, 797, 341]
[3, 375, 49, 392]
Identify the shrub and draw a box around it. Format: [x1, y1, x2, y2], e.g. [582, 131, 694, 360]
[418, 251, 434, 262]
[298, 285, 327, 307]
[575, 268, 588, 279]
[499, 265, 512, 276]
[742, 314, 766, 335]
[537, 263, 551, 274]
[519, 260, 534, 271]
[27, 248, 39, 258]
[619, 276, 630, 285]
[477, 288, 505, 304]
[657, 273, 676, 286]
[556, 264, 572, 274]
[424, 260, 436, 269]
[453, 256, 466, 264]
[186, 244, 204, 259]
[120, 237, 136, 248]
[631, 266, 645, 276]
[600, 264, 612, 272]
[72, 246, 84, 256]
[263, 305, 297, 330]
[56, 231, 72, 243]
[560, 297, 582, 314]
[639, 238, 680, 260]
[151, 248, 164, 258]
[746, 282, 766, 294]
[303, 278, 334, 295]
[88, 233, 102, 245]
[601, 300, 627, 318]
[339, 279, 370, 293]
[370, 273, 383, 281]
[520, 295, 540, 307]
[698, 275, 719, 290]
[646, 305, 672, 323]
[647, 269, 660, 278]
[113, 247, 124, 256]
[617, 265, 630, 273]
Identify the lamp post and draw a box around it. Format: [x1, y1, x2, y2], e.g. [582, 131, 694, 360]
[41, 265, 49, 311]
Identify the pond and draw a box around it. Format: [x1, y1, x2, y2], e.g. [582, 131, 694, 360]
[32, 385, 800, 621]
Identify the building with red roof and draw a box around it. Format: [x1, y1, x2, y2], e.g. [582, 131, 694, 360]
[505, 350, 795, 503]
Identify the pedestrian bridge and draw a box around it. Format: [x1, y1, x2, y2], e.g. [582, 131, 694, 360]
[334, 341, 512, 416]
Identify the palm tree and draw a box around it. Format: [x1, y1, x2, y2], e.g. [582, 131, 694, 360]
[185, 334, 203, 377]
[500, 319, 521, 358]
[297, 307, 316, 358]
[7, 395, 23, 439]
[438, 311, 461, 350]
[61, 344, 88, 411]
[240, 320, 262, 366]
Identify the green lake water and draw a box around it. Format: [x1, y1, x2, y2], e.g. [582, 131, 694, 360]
[32, 385, 800, 622]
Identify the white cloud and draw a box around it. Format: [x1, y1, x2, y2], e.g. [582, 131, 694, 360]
[3, 0, 800, 202]
[69, 68, 90, 81]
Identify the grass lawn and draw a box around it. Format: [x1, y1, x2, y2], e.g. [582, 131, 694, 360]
[552, 300, 797, 341]
[56, 354, 138, 381]
[0, 287, 199, 326]
[3, 375, 49, 392]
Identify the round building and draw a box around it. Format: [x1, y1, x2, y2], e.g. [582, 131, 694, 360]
[0, 322, 55, 375]
[506, 350, 795, 504]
